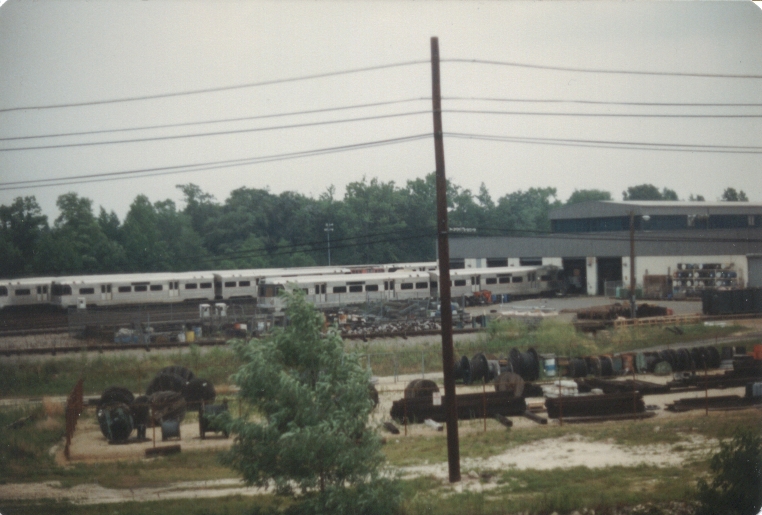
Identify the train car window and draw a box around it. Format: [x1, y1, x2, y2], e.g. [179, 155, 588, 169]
[333, 286, 347, 293]
[15, 289, 31, 296]
[185, 283, 198, 289]
[453, 280, 467, 287]
[79, 288, 95, 295]
[200, 282, 212, 289]
[134, 285, 148, 292]
[0, 286, 7, 296]
[365, 284, 379, 292]
[118, 286, 132, 293]
[349, 285, 363, 293]
[499, 277, 511, 284]
[415, 282, 428, 289]
[53, 285, 72, 295]
[225, 281, 236, 288]
[512, 276, 524, 283]
[37, 286, 42, 294]
[150, 285, 163, 291]
[401, 283, 413, 290]
[540, 275, 550, 281]
[430, 281, 438, 289]
[302, 289, 309, 295]
[486, 278, 497, 285]
[239, 281, 251, 287]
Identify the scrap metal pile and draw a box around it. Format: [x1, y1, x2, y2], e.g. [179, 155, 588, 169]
[325, 299, 474, 338]
[96, 365, 225, 445]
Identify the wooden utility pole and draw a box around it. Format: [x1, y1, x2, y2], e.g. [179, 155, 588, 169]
[431, 36, 461, 483]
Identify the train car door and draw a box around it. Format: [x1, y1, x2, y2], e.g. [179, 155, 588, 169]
[314, 283, 327, 303]
[100, 284, 112, 301]
[471, 274, 481, 293]
[384, 280, 395, 300]
[36, 285, 49, 302]
[169, 281, 179, 298]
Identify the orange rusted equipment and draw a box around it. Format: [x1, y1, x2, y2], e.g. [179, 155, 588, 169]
[472, 290, 492, 305]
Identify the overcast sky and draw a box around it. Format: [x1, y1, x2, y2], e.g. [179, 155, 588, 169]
[1, 0, 761, 220]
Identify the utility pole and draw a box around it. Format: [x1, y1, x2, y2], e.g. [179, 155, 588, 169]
[431, 36, 461, 484]
[629, 212, 636, 319]
[325, 223, 334, 266]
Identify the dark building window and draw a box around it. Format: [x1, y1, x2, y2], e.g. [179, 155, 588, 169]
[486, 258, 507, 267]
[520, 257, 542, 266]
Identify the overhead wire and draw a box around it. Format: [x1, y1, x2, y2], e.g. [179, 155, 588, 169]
[0, 60, 430, 113]
[443, 108, 762, 118]
[443, 96, 762, 108]
[0, 110, 430, 152]
[442, 58, 762, 79]
[0, 133, 432, 191]
[0, 97, 430, 142]
[445, 132, 762, 154]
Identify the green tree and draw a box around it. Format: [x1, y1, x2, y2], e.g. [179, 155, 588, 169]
[622, 184, 678, 201]
[697, 429, 762, 515]
[721, 188, 749, 202]
[689, 194, 706, 201]
[0, 196, 48, 276]
[493, 187, 560, 234]
[566, 189, 612, 205]
[221, 292, 399, 515]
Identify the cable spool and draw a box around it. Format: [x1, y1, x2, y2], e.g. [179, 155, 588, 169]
[494, 371, 525, 398]
[487, 360, 501, 382]
[705, 346, 721, 369]
[611, 356, 623, 375]
[658, 350, 677, 370]
[509, 348, 540, 381]
[585, 356, 602, 377]
[100, 386, 134, 406]
[146, 373, 188, 396]
[158, 366, 195, 382]
[148, 391, 187, 425]
[97, 402, 134, 443]
[634, 352, 648, 373]
[567, 358, 588, 378]
[453, 355, 471, 384]
[644, 352, 660, 372]
[404, 379, 440, 401]
[470, 353, 490, 383]
[690, 347, 707, 369]
[674, 348, 692, 372]
[182, 378, 216, 407]
[598, 356, 614, 377]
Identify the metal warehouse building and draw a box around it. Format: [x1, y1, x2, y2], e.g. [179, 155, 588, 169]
[449, 201, 762, 297]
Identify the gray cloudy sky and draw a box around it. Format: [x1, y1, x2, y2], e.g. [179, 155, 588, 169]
[1, 0, 761, 220]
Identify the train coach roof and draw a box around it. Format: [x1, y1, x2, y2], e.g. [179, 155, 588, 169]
[52, 271, 217, 284]
[260, 270, 433, 285]
[2, 276, 60, 285]
[214, 267, 351, 279]
[430, 266, 548, 278]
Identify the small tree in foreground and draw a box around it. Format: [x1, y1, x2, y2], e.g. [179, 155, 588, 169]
[221, 291, 400, 515]
[697, 429, 762, 515]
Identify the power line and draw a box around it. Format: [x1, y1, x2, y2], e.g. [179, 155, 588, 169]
[0, 111, 430, 152]
[443, 58, 762, 79]
[444, 96, 762, 108]
[0, 133, 432, 191]
[444, 108, 762, 119]
[0, 98, 430, 142]
[446, 132, 762, 154]
[0, 61, 429, 114]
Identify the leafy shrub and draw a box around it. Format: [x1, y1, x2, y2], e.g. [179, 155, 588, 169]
[697, 429, 762, 515]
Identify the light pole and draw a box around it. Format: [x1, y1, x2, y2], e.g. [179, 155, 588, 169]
[324, 223, 334, 266]
[629, 212, 649, 319]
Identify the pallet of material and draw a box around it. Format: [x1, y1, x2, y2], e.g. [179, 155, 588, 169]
[665, 395, 762, 412]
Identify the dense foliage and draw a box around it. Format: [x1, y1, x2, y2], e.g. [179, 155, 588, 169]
[696, 429, 762, 515]
[0, 178, 745, 277]
[220, 291, 400, 515]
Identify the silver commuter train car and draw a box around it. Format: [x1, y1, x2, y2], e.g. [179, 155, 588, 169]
[257, 270, 434, 310]
[431, 265, 562, 302]
[0, 277, 56, 308]
[215, 266, 352, 300]
[51, 271, 218, 308]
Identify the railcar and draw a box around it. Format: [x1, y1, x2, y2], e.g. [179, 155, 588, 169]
[430, 265, 562, 304]
[51, 271, 217, 308]
[1, 277, 56, 308]
[214, 266, 352, 300]
[257, 270, 433, 310]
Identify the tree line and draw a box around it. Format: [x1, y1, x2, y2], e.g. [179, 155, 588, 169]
[0, 177, 750, 278]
